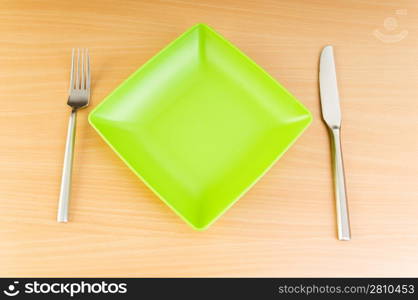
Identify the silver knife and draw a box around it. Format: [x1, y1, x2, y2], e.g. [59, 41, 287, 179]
[319, 45, 351, 241]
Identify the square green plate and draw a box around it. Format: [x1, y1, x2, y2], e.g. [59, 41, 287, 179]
[89, 24, 312, 230]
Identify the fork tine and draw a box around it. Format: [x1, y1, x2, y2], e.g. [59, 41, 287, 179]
[86, 49, 90, 91]
[81, 49, 85, 89]
[76, 48, 81, 89]
[69, 48, 75, 90]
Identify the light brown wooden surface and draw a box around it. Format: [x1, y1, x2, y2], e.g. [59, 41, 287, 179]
[1, 0, 417, 277]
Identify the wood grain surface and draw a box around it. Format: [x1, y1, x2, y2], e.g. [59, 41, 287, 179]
[1, 0, 417, 277]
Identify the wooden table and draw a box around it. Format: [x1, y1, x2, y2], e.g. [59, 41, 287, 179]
[1, 0, 417, 277]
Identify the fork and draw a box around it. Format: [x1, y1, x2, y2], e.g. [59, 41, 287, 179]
[57, 48, 90, 222]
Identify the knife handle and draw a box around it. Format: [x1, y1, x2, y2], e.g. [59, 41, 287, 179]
[330, 127, 351, 240]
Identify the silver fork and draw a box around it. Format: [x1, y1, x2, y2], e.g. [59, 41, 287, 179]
[57, 48, 90, 222]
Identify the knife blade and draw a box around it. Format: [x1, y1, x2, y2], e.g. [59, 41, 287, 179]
[319, 45, 351, 241]
[320, 46, 341, 129]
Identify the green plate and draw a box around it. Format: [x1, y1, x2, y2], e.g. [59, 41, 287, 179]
[89, 24, 312, 230]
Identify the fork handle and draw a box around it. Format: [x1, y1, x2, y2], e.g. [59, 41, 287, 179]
[57, 109, 77, 222]
[330, 127, 351, 240]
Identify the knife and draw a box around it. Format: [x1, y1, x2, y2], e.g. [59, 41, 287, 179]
[319, 45, 351, 241]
